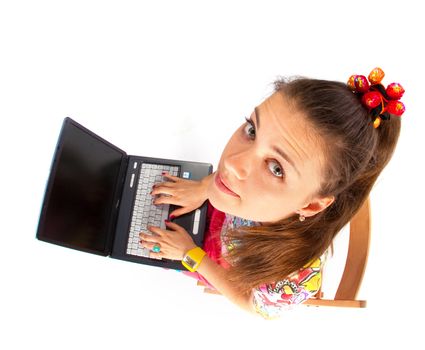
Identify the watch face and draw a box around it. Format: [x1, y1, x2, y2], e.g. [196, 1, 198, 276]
[184, 255, 197, 268]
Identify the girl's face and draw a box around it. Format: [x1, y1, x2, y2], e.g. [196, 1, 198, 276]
[207, 92, 333, 223]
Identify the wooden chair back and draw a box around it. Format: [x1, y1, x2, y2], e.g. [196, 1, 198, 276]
[304, 197, 370, 307]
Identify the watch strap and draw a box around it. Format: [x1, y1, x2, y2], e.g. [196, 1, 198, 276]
[182, 247, 206, 272]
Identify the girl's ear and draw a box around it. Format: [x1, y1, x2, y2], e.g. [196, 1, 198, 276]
[299, 196, 335, 218]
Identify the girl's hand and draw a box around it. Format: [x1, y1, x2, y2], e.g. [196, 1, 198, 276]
[139, 220, 197, 260]
[151, 172, 214, 218]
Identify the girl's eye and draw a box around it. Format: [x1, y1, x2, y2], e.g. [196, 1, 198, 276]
[243, 117, 285, 179]
[243, 119, 256, 139]
[268, 160, 284, 178]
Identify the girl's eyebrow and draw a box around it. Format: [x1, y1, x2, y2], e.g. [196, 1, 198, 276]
[254, 107, 301, 177]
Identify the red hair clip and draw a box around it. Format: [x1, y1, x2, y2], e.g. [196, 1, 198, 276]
[347, 67, 405, 128]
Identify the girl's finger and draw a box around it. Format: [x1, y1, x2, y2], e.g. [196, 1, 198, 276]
[161, 172, 180, 182]
[164, 220, 185, 231]
[151, 185, 173, 197]
[149, 251, 164, 260]
[139, 232, 159, 241]
[168, 207, 192, 219]
[139, 239, 157, 250]
[151, 182, 174, 193]
[146, 225, 165, 237]
[152, 194, 176, 206]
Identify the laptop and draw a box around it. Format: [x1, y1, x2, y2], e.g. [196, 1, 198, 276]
[36, 117, 213, 270]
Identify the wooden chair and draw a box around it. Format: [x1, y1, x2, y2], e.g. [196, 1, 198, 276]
[197, 197, 371, 308]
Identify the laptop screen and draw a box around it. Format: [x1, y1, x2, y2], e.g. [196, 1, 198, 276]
[37, 118, 125, 255]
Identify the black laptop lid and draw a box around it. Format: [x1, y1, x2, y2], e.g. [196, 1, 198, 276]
[36, 118, 127, 255]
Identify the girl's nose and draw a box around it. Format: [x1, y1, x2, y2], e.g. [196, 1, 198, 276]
[223, 149, 252, 180]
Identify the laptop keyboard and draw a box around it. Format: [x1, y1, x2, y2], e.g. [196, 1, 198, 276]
[126, 163, 179, 258]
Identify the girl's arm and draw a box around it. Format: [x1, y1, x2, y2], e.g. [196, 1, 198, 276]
[197, 256, 256, 315]
[150, 172, 257, 314]
[142, 223, 257, 315]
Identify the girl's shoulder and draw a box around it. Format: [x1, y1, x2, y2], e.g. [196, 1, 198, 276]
[221, 213, 328, 319]
[253, 252, 327, 319]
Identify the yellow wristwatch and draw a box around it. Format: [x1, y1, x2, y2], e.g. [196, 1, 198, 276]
[182, 247, 206, 272]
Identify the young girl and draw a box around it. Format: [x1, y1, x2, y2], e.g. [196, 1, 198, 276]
[138, 68, 404, 319]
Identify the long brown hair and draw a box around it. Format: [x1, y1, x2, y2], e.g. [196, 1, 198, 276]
[223, 77, 401, 295]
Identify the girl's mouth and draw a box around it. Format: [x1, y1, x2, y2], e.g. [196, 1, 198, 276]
[214, 172, 239, 197]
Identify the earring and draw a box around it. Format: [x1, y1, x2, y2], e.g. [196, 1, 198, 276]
[299, 213, 305, 222]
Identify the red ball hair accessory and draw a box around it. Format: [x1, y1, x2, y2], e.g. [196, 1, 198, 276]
[347, 67, 406, 128]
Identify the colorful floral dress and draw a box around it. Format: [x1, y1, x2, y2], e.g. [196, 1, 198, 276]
[181, 201, 325, 319]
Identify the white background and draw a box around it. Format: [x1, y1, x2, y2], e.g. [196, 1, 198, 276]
[1, 0, 423, 348]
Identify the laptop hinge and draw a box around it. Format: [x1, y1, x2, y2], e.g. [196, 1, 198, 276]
[106, 154, 129, 255]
